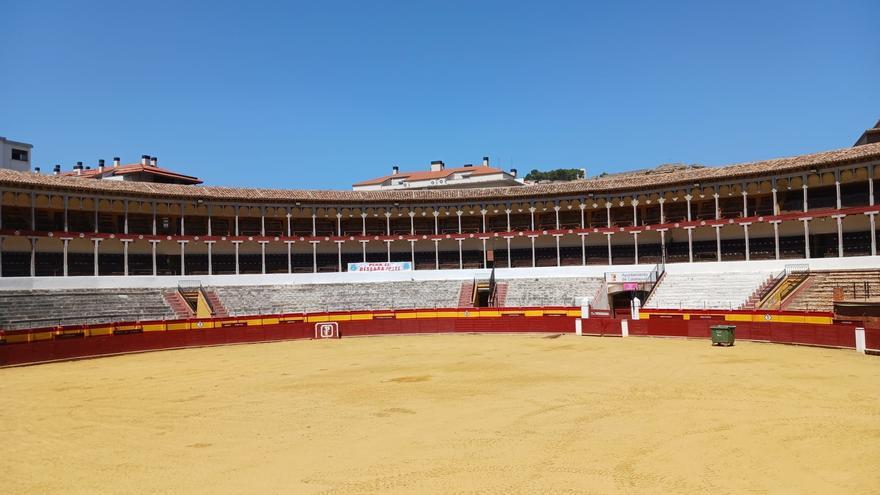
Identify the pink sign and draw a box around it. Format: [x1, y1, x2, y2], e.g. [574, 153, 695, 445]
[623, 282, 639, 291]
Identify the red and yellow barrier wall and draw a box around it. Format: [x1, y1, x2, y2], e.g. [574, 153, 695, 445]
[0, 307, 876, 367]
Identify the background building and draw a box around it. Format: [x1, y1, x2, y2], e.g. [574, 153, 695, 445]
[353, 157, 522, 191]
[0, 137, 32, 172]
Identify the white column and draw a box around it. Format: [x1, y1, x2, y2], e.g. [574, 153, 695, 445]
[579, 204, 586, 229]
[713, 193, 720, 220]
[505, 209, 512, 232]
[606, 233, 613, 265]
[123, 200, 129, 234]
[633, 232, 639, 264]
[630, 199, 638, 226]
[338, 241, 344, 272]
[530, 235, 536, 267]
[555, 235, 560, 267]
[62, 238, 70, 276]
[337, 213, 343, 237]
[261, 207, 266, 236]
[30, 193, 36, 231]
[29, 237, 35, 277]
[311, 241, 318, 273]
[93, 200, 99, 233]
[286, 241, 293, 273]
[385, 240, 392, 262]
[715, 225, 721, 262]
[286, 210, 292, 237]
[235, 206, 241, 236]
[802, 183, 809, 212]
[179, 203, 185, 236]
[605, 203, 612, 228]
[207, 205, 213, 236]
[361, 240, 368, 262]
[122, 239, 130, 276]
[234, 241, 241, 274]
[150, 240, 158, 276]
[742, 191, 748, 218]
[92, 238, 101, 276]
[434, 239, 439, 269]
[772, 221, 780, 260]
[834, 215, 844, 258]
[869, 213, 877, 256]
[580, 233, 586, 265]
[179, 241, 186, 275]
[685, 194, 693, 222]
[554, 205, 560, 230]
[835, 172, 842, 210]
[385, 212, 391, 236]
[458, 239, 464, 269]
[457, 210, 463, 234]
[743, 223, 750, 261]
[409, 211, 415, 235]
[686, 227, 694, 263]
[869, 171, 875, 205]
[207, 241, 214, 275]
[659, 229, 667, 264]
[529, 207, 536, 231]
[658, 198, 666, 224]
[362, 213, 368, 236]
[505, 236, 512, 268]
[432, 211, 439, 235]
[803, 219, 811, 259]
[481, 238, 487, 268]
[260, 241, 267, 274]
[481, 209, 488, 233]
[152, 202, 157, 235]
[63, 196, 69, 232]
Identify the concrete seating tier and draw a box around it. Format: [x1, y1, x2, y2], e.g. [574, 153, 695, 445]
[645, 272, 771, 310]
[0, 289, 175, 330]
[502, 277, 603, 307]
[784, 270, 880, 312]
[213, 280, 464, 316]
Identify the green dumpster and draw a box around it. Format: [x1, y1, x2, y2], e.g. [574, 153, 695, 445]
[710, 325, 736, 346]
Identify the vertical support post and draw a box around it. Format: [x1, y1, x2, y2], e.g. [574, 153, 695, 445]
[555, 235, 560, 267]
[715, 225, 721, 262]
[29, 237, 35, 277]
[506, 237, 512, 268]
[687, 227, 693, 263]
[580, 233, 586, 265]
[207, 241, 214, 276]
[743, 223, 750, 261]
[179, 241, 186, 276]
[150, 240, 158, 276]
[123, 239, 130, 276]
[530, 236, 536, 267]
[234, 241, 241, 275]
[772, 221, 780, 260]
[434, 239, 439, 270]
[803, 219, 811, 259]
[92, 238, 100, 276]
[633, 232, 639, 265]
[261, 241, 267, 274]
[62, 238, 69, 276]
[606, 233, 613, 265]
[312, 241, 318, 273]
[835, 215, 844, 258]
[458, 239, 464, 269]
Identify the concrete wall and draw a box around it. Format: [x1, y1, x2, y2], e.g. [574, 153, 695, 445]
[0, 255, 877, 291]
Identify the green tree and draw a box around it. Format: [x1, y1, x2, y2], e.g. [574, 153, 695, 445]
[524, 168, 582, 181]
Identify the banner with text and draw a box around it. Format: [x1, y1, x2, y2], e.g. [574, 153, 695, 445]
[347, 261, 413, 272]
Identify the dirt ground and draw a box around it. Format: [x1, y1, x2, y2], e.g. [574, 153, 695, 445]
[1, 334, 878, 494]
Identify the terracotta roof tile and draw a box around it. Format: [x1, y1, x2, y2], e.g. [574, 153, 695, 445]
[353, 166, 506, 186]
[62, 163, 202, 184]
[3, 142, 879, 205]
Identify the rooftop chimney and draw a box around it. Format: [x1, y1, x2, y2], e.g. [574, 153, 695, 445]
[482, 156, 489, 167]
[140, 154, 149, 165]
[510, 168, 517, 178]
[150, 156, 157, 167]
[34, 166, 40, 174]
[53, 164, 61, 175]
[113, 157, 120, 167]
[392, 165, 399, 175]
[74, 161, 84, 175]
[430, 160, 444, 172]
[98, 159, 105, 172]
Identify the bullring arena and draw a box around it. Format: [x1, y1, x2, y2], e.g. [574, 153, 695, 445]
[2, 126, 880, 493]
[1, 334, 878, 494]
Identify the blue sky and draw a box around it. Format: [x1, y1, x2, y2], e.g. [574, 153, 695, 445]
[3, 1, 878, 189]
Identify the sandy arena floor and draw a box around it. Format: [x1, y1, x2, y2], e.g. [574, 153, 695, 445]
[1, 334, 878, 494]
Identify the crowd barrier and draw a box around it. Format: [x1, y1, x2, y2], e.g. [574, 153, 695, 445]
[0, 307, 876, 367]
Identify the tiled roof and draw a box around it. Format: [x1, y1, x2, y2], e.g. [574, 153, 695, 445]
[2, 142, 879, 205]
[353, 166, 507, 186]
[62, 163, 202, 184]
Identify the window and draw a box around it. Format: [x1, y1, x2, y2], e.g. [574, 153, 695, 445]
[11, 148, 28, 161]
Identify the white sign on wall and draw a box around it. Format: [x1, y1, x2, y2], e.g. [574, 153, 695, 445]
[347, 261, 413, 272]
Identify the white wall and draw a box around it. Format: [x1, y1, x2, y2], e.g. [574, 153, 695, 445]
[0, 255, 876, 291]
